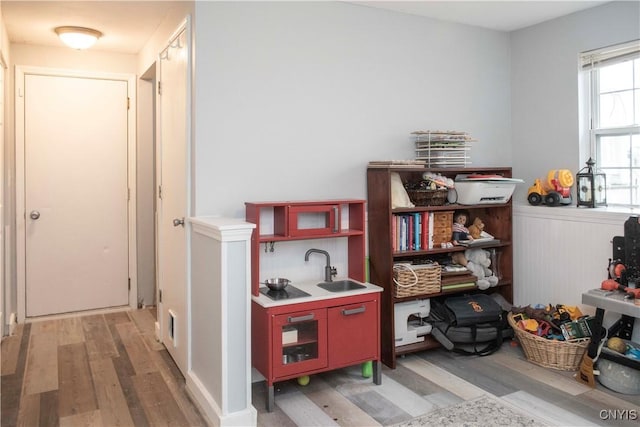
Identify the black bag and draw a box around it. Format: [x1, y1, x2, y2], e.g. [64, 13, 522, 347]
[428, 294, 506, 356]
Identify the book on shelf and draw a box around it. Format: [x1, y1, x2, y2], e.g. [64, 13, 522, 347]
[440, 272, 476, 286]
[441, 282, 477, 292]
[421, 212, 429, 250]
[440, 264, 470, 275]
[393, 212, 433, 252]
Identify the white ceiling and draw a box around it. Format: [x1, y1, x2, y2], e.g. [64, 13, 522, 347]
[352, 1, 611, 32]
[1, 1, 187, 54]
[1, 1, 612, 54]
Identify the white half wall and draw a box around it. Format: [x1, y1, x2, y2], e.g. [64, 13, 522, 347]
[188, 216, 256, 427]
[513, 204, 639, 341]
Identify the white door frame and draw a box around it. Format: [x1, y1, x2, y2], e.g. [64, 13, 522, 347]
[15, 66, 138, 322]
[0, 56, 5, 332]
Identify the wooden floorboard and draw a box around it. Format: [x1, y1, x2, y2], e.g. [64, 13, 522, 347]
[39, 390, 60, 427]
[89, 358, 135, 427]
[57, 342, 98, 417]
[59, 409, 103, 427]
[57, 317, 85, 347]
[82, 315, 119, 361]
[1, 323, 31, 427]
[1, 323, 24, 376]
[132, 371, 191, 427]
[16, 392, 39, 427]
[116, 322, 157, 375]
[23, 332, 59, 395]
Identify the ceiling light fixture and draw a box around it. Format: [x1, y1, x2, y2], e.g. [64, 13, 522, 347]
[54, 26, 102, 50]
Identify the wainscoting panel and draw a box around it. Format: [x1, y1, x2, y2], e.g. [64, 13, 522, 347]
[513, 205, 629, 313]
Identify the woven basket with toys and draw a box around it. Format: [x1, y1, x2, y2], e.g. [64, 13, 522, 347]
[508, 304, 591, 371]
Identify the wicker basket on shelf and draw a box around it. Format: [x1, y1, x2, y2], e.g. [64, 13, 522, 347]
[508, 313, 590, 371]
[406, 188, 448, 207]
[393, 262, 441, 298]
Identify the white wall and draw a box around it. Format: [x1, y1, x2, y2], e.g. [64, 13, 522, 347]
[193, 1, 512, 218]
[136, 1, 193, 75]
[510, 1, 640, 201]
[10, 44, 137, 73]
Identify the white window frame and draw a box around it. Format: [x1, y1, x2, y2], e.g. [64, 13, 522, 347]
[582, 40, 640, 207]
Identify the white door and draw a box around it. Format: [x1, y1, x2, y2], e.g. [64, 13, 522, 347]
[22, 73, 129, 317]
[158, 26, 190, 373]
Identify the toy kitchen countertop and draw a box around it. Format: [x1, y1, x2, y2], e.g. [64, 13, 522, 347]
[252, 278, 382, 308]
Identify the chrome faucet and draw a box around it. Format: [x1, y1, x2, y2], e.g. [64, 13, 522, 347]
[304, 248, 337, 282]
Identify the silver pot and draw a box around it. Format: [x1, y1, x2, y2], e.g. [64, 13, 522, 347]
[262, 278, 291, 291]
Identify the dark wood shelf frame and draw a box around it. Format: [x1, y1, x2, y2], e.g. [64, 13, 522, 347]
[367, 166, 514, 368]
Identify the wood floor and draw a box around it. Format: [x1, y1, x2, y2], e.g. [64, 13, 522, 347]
[253, 342, 640, 427]
[1, 308, 208, 427]
[3, 309, 639, 427]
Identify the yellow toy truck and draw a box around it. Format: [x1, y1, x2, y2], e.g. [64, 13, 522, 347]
[527, 170, 574, 206]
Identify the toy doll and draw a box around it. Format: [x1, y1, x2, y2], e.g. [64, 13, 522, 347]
[452, 210, 473, 244]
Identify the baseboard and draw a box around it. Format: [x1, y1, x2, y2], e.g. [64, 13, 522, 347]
[9, 312, 17, 335]
[186, 370, 257, 427]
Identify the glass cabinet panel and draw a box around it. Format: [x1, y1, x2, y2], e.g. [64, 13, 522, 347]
[273, 308, 327, 377]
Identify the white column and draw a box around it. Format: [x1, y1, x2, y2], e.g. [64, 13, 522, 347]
[187, 216, 256, 426]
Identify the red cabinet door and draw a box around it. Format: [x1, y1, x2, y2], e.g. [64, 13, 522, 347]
[328, 300, 378, 367]
[287, 204, 339, 237]
[272, 308, 328, 378]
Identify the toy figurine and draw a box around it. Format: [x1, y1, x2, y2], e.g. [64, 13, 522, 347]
[452, 210, 473, 244]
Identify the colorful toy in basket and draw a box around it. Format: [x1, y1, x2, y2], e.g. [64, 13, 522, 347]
[508, 308, 590, 371]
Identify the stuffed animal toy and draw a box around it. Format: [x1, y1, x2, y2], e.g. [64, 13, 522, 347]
[450, 252, 468, 267]
[468, 217, 485, 240]
[464, 248, 499, 290]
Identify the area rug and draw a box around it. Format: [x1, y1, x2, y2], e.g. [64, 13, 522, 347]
[393, 395, 547, 427]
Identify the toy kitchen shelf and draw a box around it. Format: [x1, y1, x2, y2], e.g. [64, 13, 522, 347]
[246, 199, 381, 412]
[367, 166, 514, 368]
[245, 200, 366, 296]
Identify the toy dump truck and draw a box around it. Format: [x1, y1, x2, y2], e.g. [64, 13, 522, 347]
[527, 169, 574, 206]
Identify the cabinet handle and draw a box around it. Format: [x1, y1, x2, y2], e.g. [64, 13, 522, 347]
[342, 305, 366, 316]
[288, 313, 314, 323]
[332, 206, 339, 233]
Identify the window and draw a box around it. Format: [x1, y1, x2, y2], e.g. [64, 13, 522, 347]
[581, 40, 640, 207]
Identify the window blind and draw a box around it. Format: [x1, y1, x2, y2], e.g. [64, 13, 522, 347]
[581, 39, 640, 70]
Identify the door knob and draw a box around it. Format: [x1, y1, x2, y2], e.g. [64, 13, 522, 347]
[173, 218, 185, 227]
[30, 211, 40, 220]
